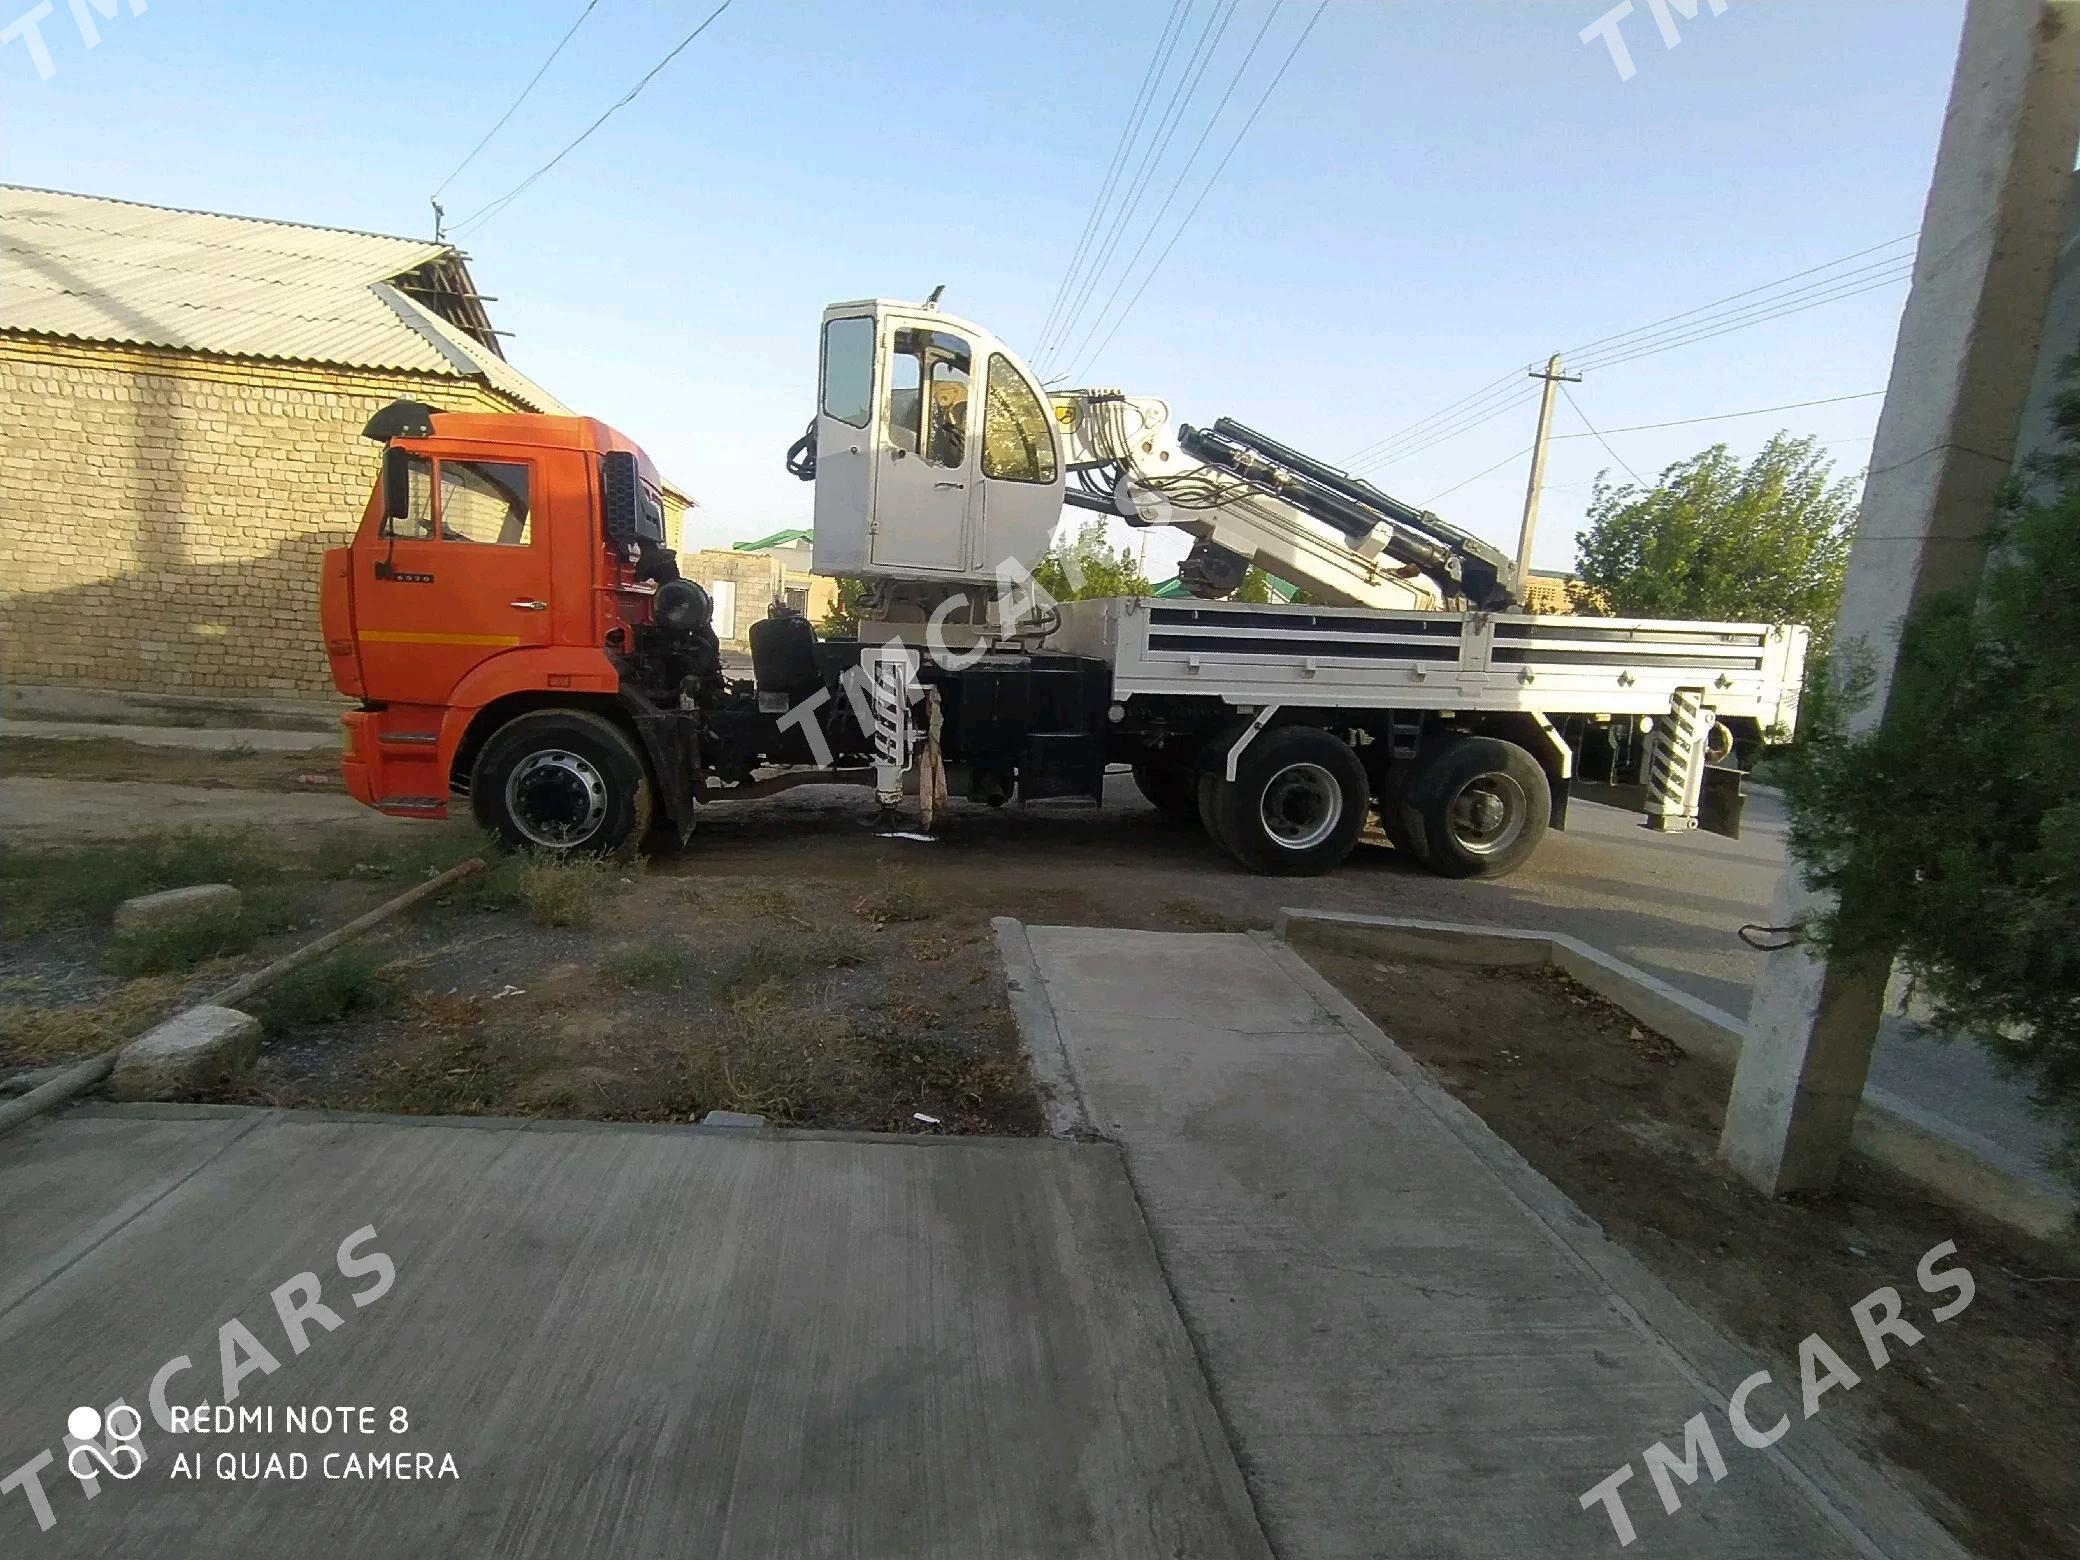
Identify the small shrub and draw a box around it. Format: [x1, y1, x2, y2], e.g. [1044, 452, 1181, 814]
[516, 852, 611, 928]
[856, 871, 933, 926]
[253, 949, 392, 1035]
[602, 941, 695, 990]
[713, 926, 867, 995]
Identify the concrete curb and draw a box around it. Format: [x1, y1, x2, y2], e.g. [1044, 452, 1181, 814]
[1254, 929, 1975, 1560]
[993, 916, 1094, 1139]
[1274, 909, 2076, 1241]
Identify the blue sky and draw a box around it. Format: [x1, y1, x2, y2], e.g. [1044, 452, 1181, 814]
[2, 0, 1966, 575]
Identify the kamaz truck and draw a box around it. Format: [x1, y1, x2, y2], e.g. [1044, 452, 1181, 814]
[320, 297, 1805, 879]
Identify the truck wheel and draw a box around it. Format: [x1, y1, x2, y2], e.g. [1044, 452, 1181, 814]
[471, 709, 652, 856]
[1373, 767, 1419, 857]
[1395, 735, 1549, 880]
[1210, 726, 1368, 876]
[1133, 762, 1200, 825]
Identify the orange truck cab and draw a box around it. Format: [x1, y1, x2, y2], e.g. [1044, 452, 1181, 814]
[326, 394, 1114, 859]
[322, 400, 725, 850]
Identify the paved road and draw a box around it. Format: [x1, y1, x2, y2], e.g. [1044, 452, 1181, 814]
[0, 1107, 1267, 1558]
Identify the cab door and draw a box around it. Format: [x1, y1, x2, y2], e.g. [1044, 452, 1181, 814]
[352, 451, 551, 705]
[868, 314, 979, 575]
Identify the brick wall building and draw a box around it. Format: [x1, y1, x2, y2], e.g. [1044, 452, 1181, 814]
[0, 187, 688, 700]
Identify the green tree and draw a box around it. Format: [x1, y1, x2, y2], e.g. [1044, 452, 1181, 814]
[1781, 387, 2080, 1185]
[819, 577, 869, 635]
[1572, 434, 1856, 652]
[1033, 517, 1152, 601]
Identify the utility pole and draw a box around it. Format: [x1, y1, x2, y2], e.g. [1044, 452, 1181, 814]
[1515, 354, 1581, 585]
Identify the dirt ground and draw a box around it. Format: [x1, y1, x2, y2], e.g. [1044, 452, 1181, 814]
[1306, 949, 2080, 1560]
[0, 831, 1040, 1136]
[0, 734, 341, 791]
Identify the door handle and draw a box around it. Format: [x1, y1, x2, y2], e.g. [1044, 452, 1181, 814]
[509, 598, 548, 611]
[934, 481, 965, 491]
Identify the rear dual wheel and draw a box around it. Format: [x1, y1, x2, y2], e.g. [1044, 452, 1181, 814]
[1386, 734, 1549, 879]
[1200, 726, 1369, 876]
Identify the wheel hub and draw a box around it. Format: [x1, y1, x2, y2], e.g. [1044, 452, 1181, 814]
[1447, 774, 1527, 856]
[506, 750, 608, 847]
[1260, 762, 1343, 852]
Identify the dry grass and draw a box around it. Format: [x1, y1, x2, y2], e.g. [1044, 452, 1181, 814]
[0, 976, 184, 1065]
[855, 870, 934, 927]
[712, 926, 868, 997]
[515, 852, 614, 928]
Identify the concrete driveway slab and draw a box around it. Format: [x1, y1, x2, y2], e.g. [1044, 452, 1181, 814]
[1022, 926, 1964, 1559]
[0, 1107, 1271, 1560]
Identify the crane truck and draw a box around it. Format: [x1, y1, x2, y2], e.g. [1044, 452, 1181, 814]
[320, 296, 1806, 879]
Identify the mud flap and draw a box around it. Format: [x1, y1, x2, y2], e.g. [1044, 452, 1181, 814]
[620, 697, 703, 841]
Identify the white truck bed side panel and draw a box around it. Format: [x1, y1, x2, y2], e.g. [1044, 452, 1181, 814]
[1043, 597, 1804, 723]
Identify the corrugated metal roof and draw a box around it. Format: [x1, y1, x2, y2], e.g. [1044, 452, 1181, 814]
[0, 185, 567, 413]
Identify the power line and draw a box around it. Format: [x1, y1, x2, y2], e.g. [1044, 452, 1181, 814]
[1351, 389, 1541, 474]
[1043, 0, 1240, 372]
[1356, 271, 1908, 474]
[1341, 365, 1531, 467]
[1549, 390, 1885, 438]
[1561, 385, 1643, 486]
[452, 0, 736, 239]
[1572, 262, 1914, 374]
[1344, 232, 1920, 470]
[1062, 0, 1331, 382]
[1422, 444, 1533, 506]
[1561, 231, 1917, 360]
[1051, 0, 1288, 377]
[1032, 1, 1190, 366]
[432, 0, 604, 204]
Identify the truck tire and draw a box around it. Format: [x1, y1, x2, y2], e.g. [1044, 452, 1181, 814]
[1133, 762, 1200, 825]
[471, 709, 652, 856]
[1208, 726, 1368, 876]
[1394, 735, 1549, 880]
[1373, 766, 1419, 856]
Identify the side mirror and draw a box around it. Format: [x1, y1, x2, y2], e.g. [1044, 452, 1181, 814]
[601, 450, 642, 544]
[382, 448, 414, 522]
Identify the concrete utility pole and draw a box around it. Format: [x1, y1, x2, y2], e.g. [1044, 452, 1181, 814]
[1719, 0, 2080, 1196]
[1515, 355, 1581, 583]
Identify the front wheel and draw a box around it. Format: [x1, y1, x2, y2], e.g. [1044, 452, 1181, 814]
[1394, 734, 1550, 879]
[1208, 726, 1369, 876]
[471, 709, 652, 856]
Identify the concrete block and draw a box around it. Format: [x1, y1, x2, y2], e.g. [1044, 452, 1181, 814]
[113, 883, 240, 933]
[698, 1110, 766, 1130]
[112, 1006, 261, 1100]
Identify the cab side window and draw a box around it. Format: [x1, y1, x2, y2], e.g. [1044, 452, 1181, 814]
[380, 457, 531, 545]
[439, 462, 532, 545]
[886, 327, 973, 469]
